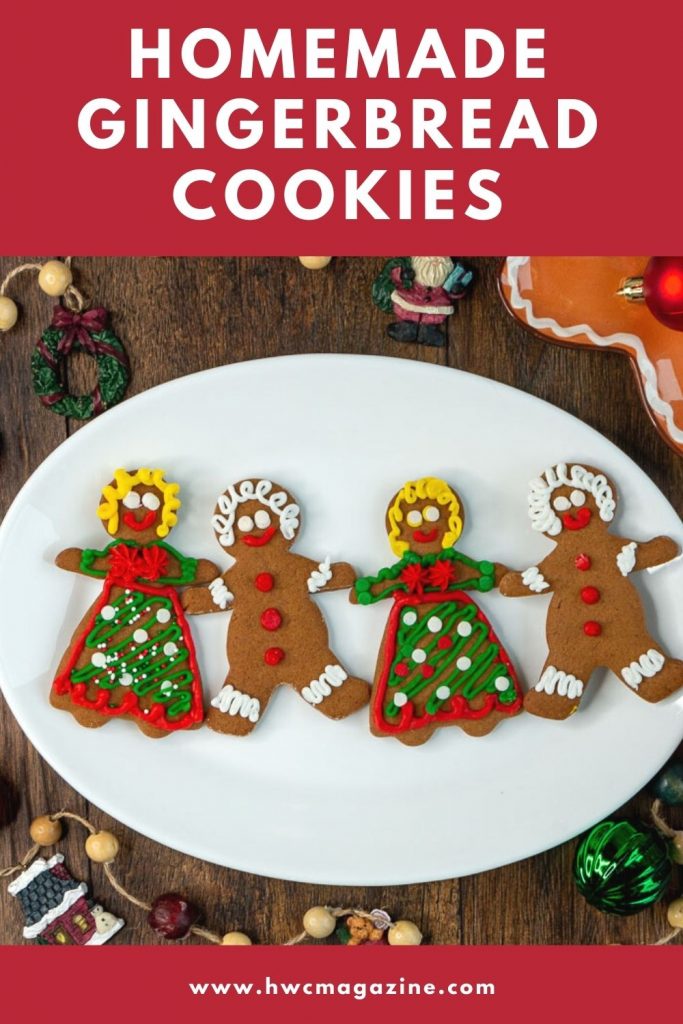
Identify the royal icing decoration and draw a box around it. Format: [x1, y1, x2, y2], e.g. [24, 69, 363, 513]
[209, 576, 233, 609]
[211, 479, 300, 548]
[621, 650, 665, 690]
[97, 468, 180, 539]
[301, 664, 348, 706]
[210, 684, 261, 722]
[307, 556, 333, 594]
[617, 541, 638, 576]
[535, 666, 585, 700]
[521, 566, 550, 593]
[528, 463, 616, 536]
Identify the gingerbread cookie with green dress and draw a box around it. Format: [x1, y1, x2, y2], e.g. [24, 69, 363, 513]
[352, 477, 523, 746]
[51, 468, 218, 738]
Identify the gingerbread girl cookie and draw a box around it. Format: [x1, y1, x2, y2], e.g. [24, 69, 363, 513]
[500, 462, 683, 719]
[51, 468, 218, 738]
[352, 477, 523, 746]
[182, 479, 369, 735]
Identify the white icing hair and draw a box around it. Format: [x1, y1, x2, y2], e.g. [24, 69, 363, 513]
[212, 479, 300, 547]
[528, 463, 616, 536]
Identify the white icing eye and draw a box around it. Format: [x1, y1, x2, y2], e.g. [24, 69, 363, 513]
[142, 492, 161, 511]
[254, 509, 271, 529]
[237, 515, 254, 533]
[122, 491, 141, 509]
[406, 509, 423, 527]
[552, 496, 571, 512]
[570, 490, 586, 507]
[423, 505, 440, 523]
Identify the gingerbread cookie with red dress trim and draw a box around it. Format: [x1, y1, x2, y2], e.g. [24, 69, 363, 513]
[500, 462, 683, 719]
[182, 479, 369, 735]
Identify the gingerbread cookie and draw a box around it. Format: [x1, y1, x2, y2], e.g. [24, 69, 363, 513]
[352, 477, 523, 746]
[51, 468, 218, 738]
[182, 479, 369, 735]
[500, 462, 683, 719]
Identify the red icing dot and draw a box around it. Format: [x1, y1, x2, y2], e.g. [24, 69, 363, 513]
[394, 662, 409, 678]
[583, 620, 602, 637]
[264, 646, 285, 665]
[437, 636, 452, 650]
[580, 586, 600, 605]
[260, 607, 282, 631]
[421, 664, 435, 678]
[255, 573, 274, 592]
[575, 553, 591, 571]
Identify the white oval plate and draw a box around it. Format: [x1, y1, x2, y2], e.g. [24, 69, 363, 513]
[0, 355, 681, 885]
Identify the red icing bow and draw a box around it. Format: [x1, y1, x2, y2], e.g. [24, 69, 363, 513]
[109, 544, 169, 585]
[400, 562, 428, 595]
[426, 559, 458, 591]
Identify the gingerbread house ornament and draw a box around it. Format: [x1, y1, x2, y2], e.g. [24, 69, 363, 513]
[7, 853, 124, 945]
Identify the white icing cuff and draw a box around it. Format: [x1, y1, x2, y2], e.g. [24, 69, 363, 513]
[307, 556, 333, 594]
[208, 577, 233, 610]
[621, 649, 665, 689]
[302, 664, 348, 705]
[535, 665, 584, 700]
[616, 542, 637, 576]
[210, 684, 260, 722]
[521, 566, 550, 593]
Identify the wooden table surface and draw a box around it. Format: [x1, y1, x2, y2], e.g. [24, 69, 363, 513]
[0, 256, 681, 945]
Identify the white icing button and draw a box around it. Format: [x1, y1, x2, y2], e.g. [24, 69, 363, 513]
[91, 652, 107, 668]
[133, 628, 148, 644]
[435, 685, 451, 700]
[119, 673, 133, 686]
[456, 656, 472, 671]
[160, 680, 173, 692]
[163, 642, 178, 656]
[411, 648, 427, 664]
[156, 608, 171, 624]
[100, 605, 116, 621]
[495, 677, 509, 691]
[457, 621, 473, 637]
[427, 616, 442, 633]
[393, 692, 408, 707]
[403, 610, 417, 626]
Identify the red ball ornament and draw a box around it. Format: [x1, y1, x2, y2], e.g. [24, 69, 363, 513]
[621, 257, 683, 332]
[148, 893, 200, 940]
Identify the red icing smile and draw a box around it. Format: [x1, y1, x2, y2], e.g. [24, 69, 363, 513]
[243, 525, 276, 547]
[413, 528, 438, 543]
[123, 510, 157, 532]
[562, 507, 592, 531]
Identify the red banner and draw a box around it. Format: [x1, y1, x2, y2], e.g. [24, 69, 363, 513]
[2, 0, 681, 253]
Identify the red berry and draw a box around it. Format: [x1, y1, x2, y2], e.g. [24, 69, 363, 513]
[148, 893, 200, 940]
[580, 586, 600, 605]
[260, 607, 282, 631]
[583, 620, 602, 637]
[264, 646, 285, 666]
[255, 572, 274, 592]
[574, 553, 591, 571]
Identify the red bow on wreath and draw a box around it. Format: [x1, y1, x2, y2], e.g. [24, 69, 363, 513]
[51, 306, 129, 368]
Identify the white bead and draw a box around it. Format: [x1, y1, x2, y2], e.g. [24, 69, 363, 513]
[38, 260, 73, 297]
[0, 295, 18, 331]
[427, 616, 442, 633]
[387, 920, 423, 946]
[298, 256, 332, 269]
[303, 906, 336, 938]
[411, 649, 427, 664]
[457, 621, 472, 637]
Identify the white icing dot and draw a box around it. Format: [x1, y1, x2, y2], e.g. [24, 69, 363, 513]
[91, 652, 107, 667]
[570, 489, 586, 507]
[456, 656, 472, 671]
[403, 610, 417, 626]
[160, 681, 173, 692]
[133, 628, 148, 644]
[436, 685, 451, 700]
[120, 673, 133, 686]
[393, 692, 408, 707]
[163, 642, 178, 656]
[100, 605, 116, 621]
[495, 677, 509, 691]
[427, 616, 442, 633]
[457, 621, 473, 637]
[144, 709, 149, 715]
[412, 648, 427, 664]
[156, 608, 171, 624]
[406, 509, 422, 527]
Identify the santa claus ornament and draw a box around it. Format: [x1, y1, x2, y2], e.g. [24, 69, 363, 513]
[372, 256, 474, 346]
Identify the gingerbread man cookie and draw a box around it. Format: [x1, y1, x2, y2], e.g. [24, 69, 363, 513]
[352, 477, 523, 746]
[182, 479, 369, 735]
[51, 469, 218, 738]
[500, 462, 683, 719]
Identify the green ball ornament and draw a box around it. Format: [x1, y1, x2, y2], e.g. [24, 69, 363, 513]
[573, 819, 672, 916]
[651, 762, 683, 806]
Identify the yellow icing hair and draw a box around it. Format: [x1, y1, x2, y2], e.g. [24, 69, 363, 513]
[97, 468, 181, 538]
[387, 477, 463, 557]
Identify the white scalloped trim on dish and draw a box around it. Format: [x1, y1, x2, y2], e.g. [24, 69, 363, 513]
[506, 256, 683, 445]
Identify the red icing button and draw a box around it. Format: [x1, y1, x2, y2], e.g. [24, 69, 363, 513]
[580, 586, 600, 605]
[437, 636, 452, 650]
[394, 662, 409, 677]
[255, 572, 274, 592]
[575, 553, 591, 571]
[260, 607, 282, 631]
[264, 646, 285, 665]
[421, 664, 435, 678]
[583, 621, 602, 637]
